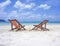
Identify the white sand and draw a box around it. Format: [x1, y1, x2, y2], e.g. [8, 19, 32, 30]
[0, 24, 60, 46]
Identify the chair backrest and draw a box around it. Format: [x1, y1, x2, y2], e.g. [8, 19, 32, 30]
[41, 20, 48, 25]
[38, 20, 48, 26]
[9, 19, 21, 28]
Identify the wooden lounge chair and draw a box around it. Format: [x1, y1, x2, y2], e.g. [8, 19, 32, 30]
[9, 19, 26, 31]
[32, 20, 49, 31]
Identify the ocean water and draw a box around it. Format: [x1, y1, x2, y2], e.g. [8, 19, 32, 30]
[0, 22, 60, 26]
[0, 22, 39, 26]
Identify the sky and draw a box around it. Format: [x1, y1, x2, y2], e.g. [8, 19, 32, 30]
[0, 0, 60, 22]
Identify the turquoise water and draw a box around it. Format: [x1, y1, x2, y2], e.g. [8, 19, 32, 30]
[0, 22, 60, 26]
[0, 22, 39, 26]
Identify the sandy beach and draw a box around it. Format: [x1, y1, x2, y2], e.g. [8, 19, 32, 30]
[0, 0, 60, 46]
[0, 24, 60, 46]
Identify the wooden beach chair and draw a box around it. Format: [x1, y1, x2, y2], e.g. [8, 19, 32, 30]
[32, 20, 49, 31]
[9, 19, 26, 31]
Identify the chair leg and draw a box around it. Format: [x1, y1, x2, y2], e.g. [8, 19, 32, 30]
[32, 27, 38, 30]
[23, 28, 26, 30]
[41, 27, 49, 31]
[10, 23, 14, 31]
[46, 28, 49, 31]
[10, 27, 17, 31]
[16, 28, 21, 31]
[45, 24, 46, 29]
[10, 28, 14, 31]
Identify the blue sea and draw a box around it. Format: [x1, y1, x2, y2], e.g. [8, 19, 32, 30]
[0, 22, 60, 26]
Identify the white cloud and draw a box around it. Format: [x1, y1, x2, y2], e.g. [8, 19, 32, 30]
[42, 14, 60, 22]
[14, 1, 35, 9]
[14, 1, 25, 9]
[38, 4, 51, 10]
[6, 11, 41, 21]
[0, 0, 11, 8]
[0, 0, 11, 20]
[25, 3, 35, 9]
[8, 11, 18, 18]
[43, 14, 54, 19]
